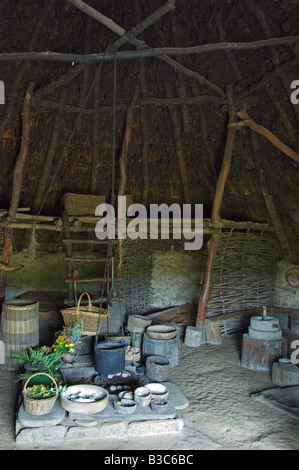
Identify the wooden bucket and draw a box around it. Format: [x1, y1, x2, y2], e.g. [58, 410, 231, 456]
[0, 299, 39, 371]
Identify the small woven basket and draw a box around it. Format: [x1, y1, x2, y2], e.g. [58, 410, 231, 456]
[60, 292, 108, 336]
[23, 373, 58, 416]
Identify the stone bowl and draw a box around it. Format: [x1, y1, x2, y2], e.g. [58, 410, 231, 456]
[278, 358, 293, 364]
[113, 398, 137, 415]
[146, 325, 177, 340]
[145, 383, 169, 400]
[151, 398, 168, 413]
[119, 390, 134, 400]
[134, 386, 151, 407]
[60, 384, 108, 414]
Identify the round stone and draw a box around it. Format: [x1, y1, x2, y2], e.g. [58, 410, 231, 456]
[248, 326, 282, 340]
[250, 316, 280, 332]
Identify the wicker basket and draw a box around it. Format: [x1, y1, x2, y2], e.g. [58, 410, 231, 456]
[60, 292, 108, 336]
[61, 193, 105, 216]
[23, 373, 58, 416]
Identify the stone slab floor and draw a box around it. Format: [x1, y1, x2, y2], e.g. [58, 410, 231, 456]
[1, 332, 299, 451]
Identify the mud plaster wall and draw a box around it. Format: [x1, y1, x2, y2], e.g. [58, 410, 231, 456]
[149, 248, 204, 310]
[274, 260, 299, 309]
[5, 248, 205, 310]
[5, 251, 297, 313]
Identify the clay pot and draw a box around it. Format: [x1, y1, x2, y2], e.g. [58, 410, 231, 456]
[151, 398, 168, 413]
[134, 386, 151, 407]
[62, 353, 75, 364]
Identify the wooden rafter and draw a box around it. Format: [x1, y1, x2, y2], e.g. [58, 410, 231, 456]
[237, 109, 299, 165]
[0, 37, 297, 64]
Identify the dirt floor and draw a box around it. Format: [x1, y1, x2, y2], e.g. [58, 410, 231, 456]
[1, 330, 299, 451]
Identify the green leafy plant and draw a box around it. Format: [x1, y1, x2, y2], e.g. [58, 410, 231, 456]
[24, 383, 67, 400]
[12, 347, 65, 378]
[13, 321, 85, 383]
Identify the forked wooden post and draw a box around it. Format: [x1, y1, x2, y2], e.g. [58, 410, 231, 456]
[196, 85, 237, 330]
[0, 81, 34, 305]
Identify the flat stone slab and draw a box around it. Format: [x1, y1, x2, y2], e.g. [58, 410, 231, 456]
[18, 400, 66, 428]
[161, 381, 189, 410]
[67, 381, 188, 422]
[15, 381, 188, 443]
[16, 425, 67, 444]
[68, 397, 177, 422]
[127, 418, 184, 437]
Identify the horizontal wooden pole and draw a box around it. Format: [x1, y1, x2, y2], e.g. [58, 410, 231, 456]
[0, 217, 274, 233]
[65, 277, 122, 283]
[0, 37, 297, 64]
[64, 256, 107, 263]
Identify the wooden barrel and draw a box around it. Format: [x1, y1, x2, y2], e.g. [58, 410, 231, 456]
[0, 299, 39, 371]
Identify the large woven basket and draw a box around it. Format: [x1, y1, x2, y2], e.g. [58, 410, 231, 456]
[23, 373, 58, 416]
[60, 292, 108, 336]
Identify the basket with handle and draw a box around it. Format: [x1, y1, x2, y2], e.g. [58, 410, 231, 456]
[22, 373, 58, 416]
[60, 292, 108, 336]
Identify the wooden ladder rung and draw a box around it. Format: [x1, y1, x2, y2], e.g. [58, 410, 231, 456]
[64, 257, 107, 263]
[65, 277, 122, 284]
[62, 238, 109, 245]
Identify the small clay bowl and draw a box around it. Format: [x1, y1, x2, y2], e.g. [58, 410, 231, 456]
[113, 398, 136, 415]
[146, 325, 177, 340]
[119, 390, 134, 400]
[151, 398, 168, 413]
[145, 383, 169, 400]
[134, 386, 151, 407]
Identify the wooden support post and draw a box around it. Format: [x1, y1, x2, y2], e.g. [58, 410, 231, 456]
[8, 82, 35, 222]
[0, 229, 13, 306]
[0, 81, 35, 305]
[196, 85, 237, 330]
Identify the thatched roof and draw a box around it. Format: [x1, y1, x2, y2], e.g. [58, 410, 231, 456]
[0, 0, 298, 260]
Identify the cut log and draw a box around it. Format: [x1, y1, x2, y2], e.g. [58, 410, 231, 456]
[241, 334, 287, 371]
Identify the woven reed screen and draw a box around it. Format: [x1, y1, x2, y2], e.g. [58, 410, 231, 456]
[205, 229, 277, 323]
